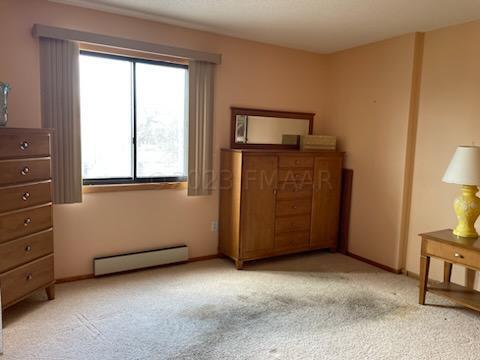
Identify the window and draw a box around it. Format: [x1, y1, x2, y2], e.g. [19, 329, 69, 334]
[79, 51, 188, 185]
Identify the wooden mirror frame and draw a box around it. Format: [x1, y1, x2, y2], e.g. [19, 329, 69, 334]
[230, 107, 315, 149]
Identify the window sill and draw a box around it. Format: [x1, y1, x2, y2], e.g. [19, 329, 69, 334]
[82, 182, 187, 194]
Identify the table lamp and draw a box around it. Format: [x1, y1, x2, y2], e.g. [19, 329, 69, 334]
[442, 146, 480, 238]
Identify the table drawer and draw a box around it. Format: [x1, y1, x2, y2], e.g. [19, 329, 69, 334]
[0, 205, 52, 244]
[0, 133, 50, 160]
[0, 181, 51, 213]
[277, 183, 313, 200]
[0, 255, 54, 307]
[278, 169, 313, 183]
[425, 239, 480, 270]
[275, 214, 311, 234]
[275, 231, 310, 249]
[0, 229, 53, 273]
[276, 199, 312, 216]
[279, 155, 313, 168]
[0, 158, 51, 186]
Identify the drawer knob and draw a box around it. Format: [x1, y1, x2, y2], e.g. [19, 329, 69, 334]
[21, 167, 30, 176]
[25, 245, 32, 252]
[24, 218, 32, 226]
[26, 273, 33, 281]
[22, 192, 30, 201]
[454, 252, 464, 259]
[292, 205, 298, 209]
[295, 160, 301, 164]
[20, 141, 29, 150]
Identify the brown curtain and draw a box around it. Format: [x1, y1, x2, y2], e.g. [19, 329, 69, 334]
[39, 38, 82, 203]
[188, 60, 214, 196]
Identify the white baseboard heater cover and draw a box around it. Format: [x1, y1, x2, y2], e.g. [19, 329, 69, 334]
[94, 245, 188, 276]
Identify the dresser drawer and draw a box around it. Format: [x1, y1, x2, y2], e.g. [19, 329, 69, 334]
[0, 229, 53, 273]
[275, 231, 310, 249]
[0, 181, 52, 213]
[0, 132, 51, 159]
[0, 205, 52, 244]
[0, 255, 54, 308]
[279, 155, 313, 168]
[275, 214, 311, 233]
[278, 169, 313, 183]
[424, 239, 480, 271]
[277, 183, 313, 200]
[276, 199, 312, 216]
[0, 158, 51, 186]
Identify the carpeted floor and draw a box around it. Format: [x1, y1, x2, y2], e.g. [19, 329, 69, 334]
[2, 252, 480, 360]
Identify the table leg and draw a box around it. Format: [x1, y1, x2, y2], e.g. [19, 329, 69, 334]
[444, 262, 453, 283]
[465, 268, 476, 290]
[419, 255, 430, 305]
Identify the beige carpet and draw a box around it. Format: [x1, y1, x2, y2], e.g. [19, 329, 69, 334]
[2, 252, 480, 360]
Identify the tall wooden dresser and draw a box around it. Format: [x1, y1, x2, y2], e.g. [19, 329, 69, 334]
[0, 128, 55, 311]
[219, 149, 343, 269]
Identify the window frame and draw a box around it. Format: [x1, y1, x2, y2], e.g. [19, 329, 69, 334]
[80, 50, 189, 186]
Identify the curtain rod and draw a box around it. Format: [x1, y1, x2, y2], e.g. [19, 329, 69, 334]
[32, 24, 222, 64]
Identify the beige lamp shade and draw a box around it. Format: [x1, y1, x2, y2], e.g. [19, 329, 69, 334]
[442, 146, 480, 185]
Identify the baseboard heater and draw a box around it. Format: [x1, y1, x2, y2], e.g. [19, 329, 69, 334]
[93, 245, 188, 276]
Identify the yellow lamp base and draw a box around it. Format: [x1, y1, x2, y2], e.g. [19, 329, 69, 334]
[453, 185, 480, 238]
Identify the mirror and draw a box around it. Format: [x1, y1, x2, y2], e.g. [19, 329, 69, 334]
[231, 107, 314, 149]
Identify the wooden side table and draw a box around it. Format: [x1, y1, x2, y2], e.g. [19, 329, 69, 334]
[419, 229, 479, 311]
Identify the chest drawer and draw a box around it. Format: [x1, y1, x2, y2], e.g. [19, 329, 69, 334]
[424, 239, 480, 271]
[275, 214, 311, 234]
[0, 158, 51, 186]
[277, 183, 313, 200]
[275, 231, 310, 250]
[0, 205, 53, 244]
[0, 181, 52, 213]
[279, 155, 313, 168]
[0, 229, 53, 273]
[0, 255, 54, 308]
[278, 169, 313, 183]
[0, 133, 51, 160]
[276, 199, 312, 216]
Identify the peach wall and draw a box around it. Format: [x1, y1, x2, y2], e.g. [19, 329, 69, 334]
[406, 20, 480, 287]
[0, 0, 328, 278]
[4, 0, 480, 281]
[321, 34, 417, 270]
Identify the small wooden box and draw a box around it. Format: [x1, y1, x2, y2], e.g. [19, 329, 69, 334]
[300, 135, 337, 151]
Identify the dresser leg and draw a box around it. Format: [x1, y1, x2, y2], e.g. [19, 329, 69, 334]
[46, 285, 55, 300]
[419, 255, 430, 305]
[444, 262, 453, 283]
[235, 260, 244, 270]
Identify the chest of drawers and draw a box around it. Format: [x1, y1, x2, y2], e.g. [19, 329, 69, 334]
[0, 128, 55, 310]
[219, 149, 343, 269]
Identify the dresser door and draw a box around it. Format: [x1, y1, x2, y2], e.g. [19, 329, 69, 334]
[240, 154, 277, 259]
[310, 157, 342, 248]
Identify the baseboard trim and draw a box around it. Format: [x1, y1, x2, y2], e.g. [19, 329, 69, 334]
[55, 273, 95, 284]
[55, 253, 220, 283]
[405, 270, 419, 279]
[188, 254, 220, 262]
[346, 251, 402, 274]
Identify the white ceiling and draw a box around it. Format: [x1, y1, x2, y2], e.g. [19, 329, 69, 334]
[52, 0, 480, 53]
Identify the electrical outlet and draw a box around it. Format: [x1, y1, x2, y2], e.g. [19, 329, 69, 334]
[211, 220, 218, 232]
